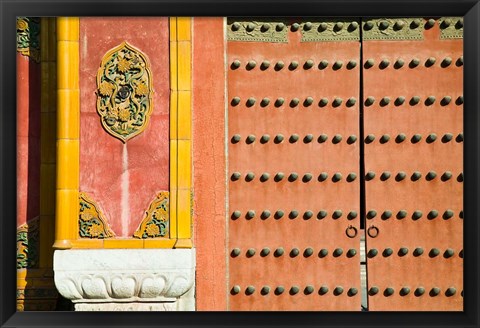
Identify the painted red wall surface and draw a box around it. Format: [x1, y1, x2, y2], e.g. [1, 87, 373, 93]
[79, 18, 170, 237]
[17, 53, 41, 227]
[192, 17, 227, 311]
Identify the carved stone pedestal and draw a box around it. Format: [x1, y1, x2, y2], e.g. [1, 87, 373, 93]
[53, 249, 195, 311]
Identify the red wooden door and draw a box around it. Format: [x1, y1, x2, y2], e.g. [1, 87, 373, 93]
[362, 17, 463, 311]
[227, 18, 362, 311]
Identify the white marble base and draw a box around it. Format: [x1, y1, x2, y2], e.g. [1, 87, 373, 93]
[54, 248, 195, 311]
[75, 302, 177, 311]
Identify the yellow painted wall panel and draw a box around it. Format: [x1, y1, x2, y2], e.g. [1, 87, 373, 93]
[177, 140, 191, 188]
[57, 89, 80, 139]
[177, 90, 191, 140]
[177, 188, 191, 239]
[104, 239, 144, 249]
[57, 41, 79, 90]
[177, 17, 192, 41]
[177, 41, 191, 91]
[144, 239, 176, 248]
[57, 17, 79, 41]
[56, 139, 79, 190]
[71, 239, 104, 249]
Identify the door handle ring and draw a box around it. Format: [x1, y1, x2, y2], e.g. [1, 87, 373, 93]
[345, 225, 358, 238]
[367, 225, 379, 238]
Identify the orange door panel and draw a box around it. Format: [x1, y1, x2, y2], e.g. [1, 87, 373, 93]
[227, 18, 362, 311]
[362, 17, 463, 311]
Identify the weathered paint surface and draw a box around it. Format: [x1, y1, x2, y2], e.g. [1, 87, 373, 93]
[227, 19, 361, 310]
[17, 53, 41, 227]
[79, 18, 170, 237]
[192, 17, 227, 311]
[363, 18, 463, 311]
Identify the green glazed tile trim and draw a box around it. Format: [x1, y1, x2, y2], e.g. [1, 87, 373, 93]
[439, 17, 463, 39]
[17, 217, 39, 269]
[227, 18, 289, 43]
[362, 18, 424, 41]
[301, 19, 360, 42]
[16, 17, 40, 62]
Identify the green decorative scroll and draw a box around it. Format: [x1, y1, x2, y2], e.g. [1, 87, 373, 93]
[79, 193, 115, 238]
[96, 42, 154, 143]
[16, 17, 40, 63]
[439, 17, 463, 39]
[300, 19, 360, 42]
[17, 217, 39, 269]
[227, 18, 289, 43]
[133, 191, 169, 238]
[362, 18, 424, 41]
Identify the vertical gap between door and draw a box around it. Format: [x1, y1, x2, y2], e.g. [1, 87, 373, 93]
[358, 17, 368, 312]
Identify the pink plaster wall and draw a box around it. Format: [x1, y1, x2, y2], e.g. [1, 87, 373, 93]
[79, 18, 170, 237]
[192, 17, 227, 311]
[17, 53, 41, 227]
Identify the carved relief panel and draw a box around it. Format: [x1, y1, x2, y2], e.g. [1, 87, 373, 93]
[96, 42, 153, 143]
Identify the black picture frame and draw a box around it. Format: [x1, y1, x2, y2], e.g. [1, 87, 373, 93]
[1, 0, 479, 327]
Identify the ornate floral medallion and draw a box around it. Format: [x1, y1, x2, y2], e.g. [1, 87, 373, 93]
[96, 42, 153, 142]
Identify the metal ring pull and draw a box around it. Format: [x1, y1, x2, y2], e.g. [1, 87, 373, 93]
[345, 225, 358, 238]
[367, 225, 379, 238]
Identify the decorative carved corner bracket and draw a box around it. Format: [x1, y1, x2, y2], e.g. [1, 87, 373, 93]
[79, 193, 115, 238]
[439, 17, 463, 39]
[227, 18, 289, 43]
[96, 42, 154, 142]
[134, 191, 170, 238]
[300, 18, 360, 42]
[16, 17, 40, 63]
[362, 18, 424, 41]
[17, 217, 40, 269]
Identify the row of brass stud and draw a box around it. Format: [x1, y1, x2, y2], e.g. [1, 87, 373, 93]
[231, 285, 358, 296]
[230, 96, 357, 108]
[231, 18, 461, 33]
[368, 286, 461, 297]
[366, 209, 463, 220]
[231, 247, 357, 258]
[367, 248, 463, 258]
[231, 59, 358, 71]
[296, 20, 359, 32]
[437, 17, 463, 29]
[231, 172, 358, 183]
[364, 56, 463, 69]
[231, 56, 463, 71]
[231, 209, 359, 220]
[364, 133, 463, 144]
[364, 95, 463, 106]
[365, 171, 463, 182]
[231, 134, 358, 144]
[364, 18, 423, 30]
[230, 21, 287, 32]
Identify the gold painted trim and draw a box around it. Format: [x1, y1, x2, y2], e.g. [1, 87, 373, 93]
[53, 17, 80, 250]
[439, 17, 463, 39]
[362, 18, 424, 41]
[170, 17, 193, 248]
[227, 18, 289, 43]
[301, 19, 360, 42]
